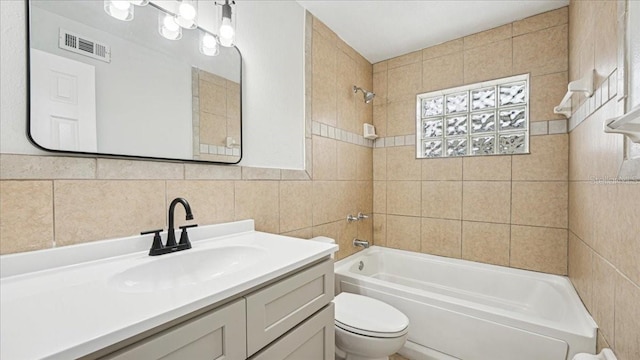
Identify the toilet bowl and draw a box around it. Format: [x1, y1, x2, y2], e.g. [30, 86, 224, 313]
[333, 292, 409, 360]
[572, 349, 617, 360]
[309, 236, 409, 360]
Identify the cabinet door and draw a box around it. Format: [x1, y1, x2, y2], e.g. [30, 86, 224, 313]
[250, 304, 335, 360]
[245, 259, 334, 356]
[103, 299, 246, 360]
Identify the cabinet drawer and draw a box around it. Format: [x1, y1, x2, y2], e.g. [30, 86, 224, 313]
[250, 304, 335, 360]
[103, 299, 246, 360]
[246, 259, 334, 356]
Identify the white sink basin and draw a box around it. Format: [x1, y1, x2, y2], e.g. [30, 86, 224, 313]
[109, 245, 267, 293]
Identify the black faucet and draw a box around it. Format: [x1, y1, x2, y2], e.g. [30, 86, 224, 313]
[143, 197, 197, 256]
[166, 197, 194, 247]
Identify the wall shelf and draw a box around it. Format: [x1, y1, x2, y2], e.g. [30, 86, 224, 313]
[553, 70, 594, 118]
[604, 105, 640, 143]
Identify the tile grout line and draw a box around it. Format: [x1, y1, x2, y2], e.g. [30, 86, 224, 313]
[163, 180, 168, 229]
[509, 155, 513, 267]
[51, 180, 56, 248]
[565, 150, 570, 275]
[460, 159, 464, 258]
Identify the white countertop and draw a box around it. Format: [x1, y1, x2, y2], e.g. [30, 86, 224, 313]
[0, 220, 337, 360]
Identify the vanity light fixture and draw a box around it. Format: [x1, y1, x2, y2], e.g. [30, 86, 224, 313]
[200, 31, 220, 56]
[217, 0, 236, 47]
[104, 0, 239, 53]
[104, 0, 134, 21]
[176, 0, 198, 29]
[158, 12, 182, 40]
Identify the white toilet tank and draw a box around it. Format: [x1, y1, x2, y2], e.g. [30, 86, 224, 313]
[310, 236, 336, 259]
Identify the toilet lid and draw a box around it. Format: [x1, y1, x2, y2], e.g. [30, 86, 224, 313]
[334, 293, 409, 337]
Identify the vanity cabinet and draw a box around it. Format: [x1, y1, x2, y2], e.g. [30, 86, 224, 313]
[250, 303, 334, 360]
[104, 299, 246, 360]
[246, 258, 334, 356]
[99, 258, 334, 360]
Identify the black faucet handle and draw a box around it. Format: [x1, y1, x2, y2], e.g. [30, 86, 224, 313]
[178, 224, 197, 249]
[141, 229, 164, 255]
[141, 229, 163, 235]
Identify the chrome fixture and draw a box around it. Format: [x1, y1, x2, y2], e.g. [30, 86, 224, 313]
[143, 197, 198, 256]
[353, 238, 370, 249]
[353, 86, 375, 104]
[347, 212, 370, 222]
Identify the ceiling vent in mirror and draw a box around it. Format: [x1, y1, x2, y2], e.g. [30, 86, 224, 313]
[58, 28, 111, 63]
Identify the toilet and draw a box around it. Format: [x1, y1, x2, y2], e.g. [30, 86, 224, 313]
[311, 237, 409, 360]
[334, 292, 409, 360]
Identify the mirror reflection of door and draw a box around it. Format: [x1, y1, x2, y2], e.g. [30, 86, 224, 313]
[30, 48, 97, 152]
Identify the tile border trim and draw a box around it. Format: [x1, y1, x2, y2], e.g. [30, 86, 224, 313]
[311, 121, 375, 148]
[568, 70, 618, 132]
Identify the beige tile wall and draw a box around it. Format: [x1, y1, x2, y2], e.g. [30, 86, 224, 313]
[567, 1, 640, 359]
[0, 14, 373, 262]
[372, 7, 570, 275]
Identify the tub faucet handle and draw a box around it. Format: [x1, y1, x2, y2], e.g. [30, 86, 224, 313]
[353, 238, 370, 248]
[347, 214, 359, 222]
[357, 212, 369, 220]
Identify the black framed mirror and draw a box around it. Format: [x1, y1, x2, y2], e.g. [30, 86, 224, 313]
[27, 0, 242, 164]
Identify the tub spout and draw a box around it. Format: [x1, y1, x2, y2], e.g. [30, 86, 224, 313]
[353, 238, 370, 249]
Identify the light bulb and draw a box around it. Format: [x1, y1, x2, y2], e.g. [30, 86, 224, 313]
[219, 17, 234, 47]
[200, 33, 219, 56]
[175, 0, 198, 29]
[112, 0, 131, 10]
[163, 15, 179, 32]
[203, 34, 217, 48]
[104, 0, 134, 21]
[158, 13, 182, 40]
[179, 3, 196, 20]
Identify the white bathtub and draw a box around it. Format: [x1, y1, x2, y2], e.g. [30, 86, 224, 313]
[334, 246, 596, 360]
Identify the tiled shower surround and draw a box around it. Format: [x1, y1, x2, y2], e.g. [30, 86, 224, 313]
[566, 1, 640, 359]
[372, 7, 571, 276]
[0, 3, 638, 359]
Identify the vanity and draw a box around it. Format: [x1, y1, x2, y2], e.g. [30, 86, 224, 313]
[0, 220, 338, 359]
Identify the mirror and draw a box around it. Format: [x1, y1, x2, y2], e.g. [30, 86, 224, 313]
[27, 0, 242, 164]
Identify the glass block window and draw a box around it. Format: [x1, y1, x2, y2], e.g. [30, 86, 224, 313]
[416, 74, 529, 158]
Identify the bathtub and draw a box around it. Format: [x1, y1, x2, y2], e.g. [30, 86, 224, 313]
[334, 246, 597, 360]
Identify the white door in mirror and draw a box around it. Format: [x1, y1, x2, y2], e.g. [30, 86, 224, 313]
[30, 49, 97, 152]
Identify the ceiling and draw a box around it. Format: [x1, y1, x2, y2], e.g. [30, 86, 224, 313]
[296, 0, 569, 64]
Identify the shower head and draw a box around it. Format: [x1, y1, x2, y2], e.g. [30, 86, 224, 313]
[353, 86, 376, 104]
[364, 91, 375, 103]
